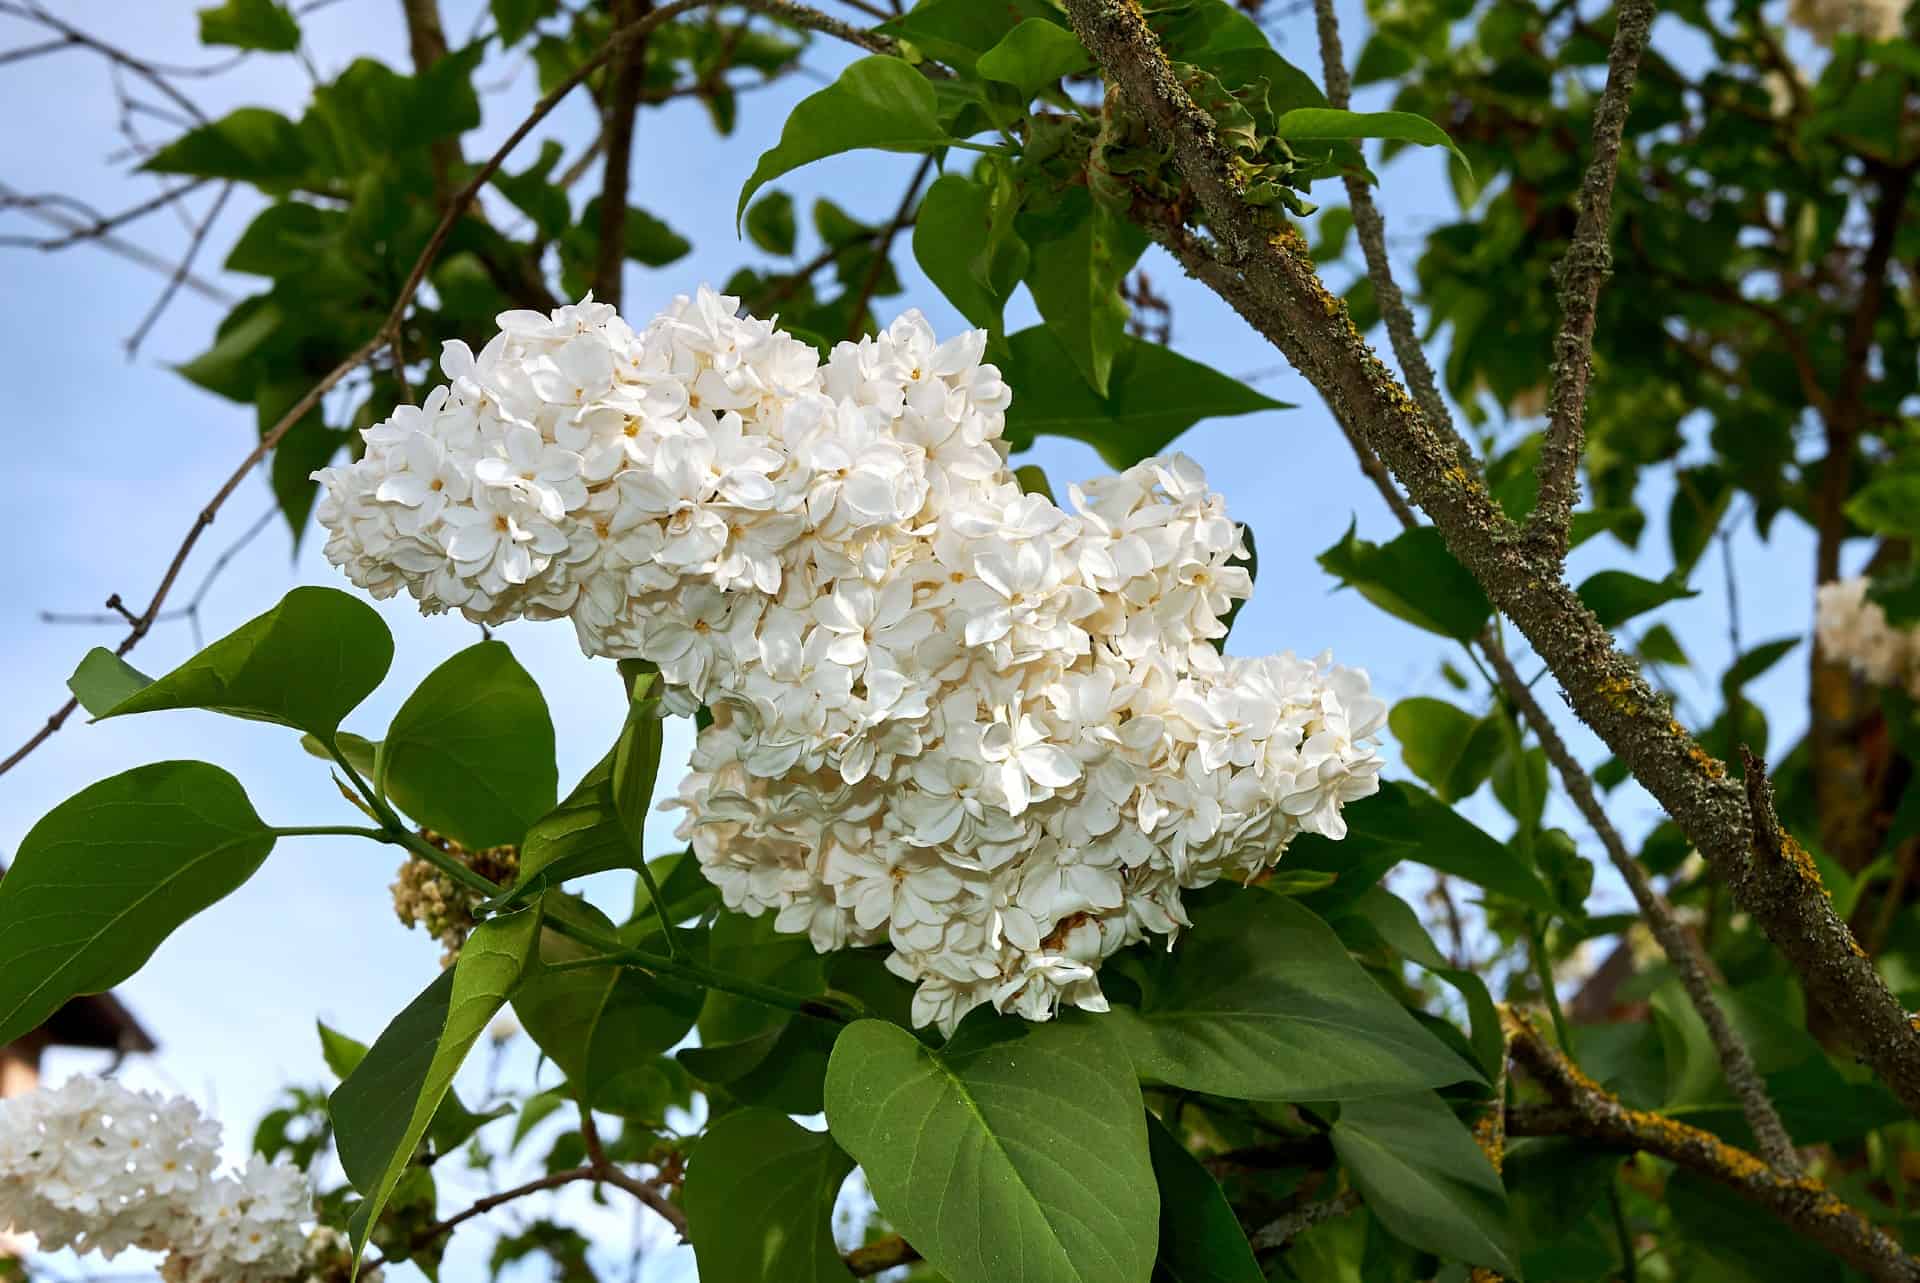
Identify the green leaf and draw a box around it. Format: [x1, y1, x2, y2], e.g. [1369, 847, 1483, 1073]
[737, 57, 949, 226]
[1107, 893, 1477, 1100]
[1145, 1112, 1263, 1283]
[331, 904, 542, 1266]
[1018, 195, 1148, 398]
[198, 0, 300, 52]
[1318, 522, 1492, 641]
[380, 641, 557, 849]
[67, 649, 154, 717]
[684, 1109, 856, 1283]
[1000, 325, 1287, 467]
[1343, 887, 1503, 1080]
[1273, 108, 1470, 173]
[1331, 1092, 1517, 1275]
[317, 1020, 369, 1079]
[0, 762, 276, 1046]
[1576, 569, 1697, 628]
[144, 108, 310, 182]
[745, 191, 798, 255]
[914, 173, 1026, 332]
[1388, 698, 1499, 802]
[491, 0, 555, 45]
[682, 910, 837, 1113]
[87, 585, 392, 740]
[976, 20, 1091, 97]
[513, 905, 702, 1116]
[1845, 471, 1920, 539]
[876, 0, 1059, 73]
[826, 1012, 1158, 1283]
[1724, 636, 1799, 693]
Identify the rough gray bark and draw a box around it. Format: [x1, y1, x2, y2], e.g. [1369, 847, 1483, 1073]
[1062, 0, 1920, 1122]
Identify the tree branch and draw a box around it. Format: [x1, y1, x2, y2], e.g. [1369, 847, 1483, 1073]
[1523, 0, 1654, 559]
[1061, 0, 1920, 1121]
[1308, 0, 1466, 467]
[1248, 1189, 1361, 1251]
[593, 0, 654, 308]
[1505, 1010, 1919, 1283]
[1483, 636, 1802, 1172]
[1304, 0, 1794, 1175]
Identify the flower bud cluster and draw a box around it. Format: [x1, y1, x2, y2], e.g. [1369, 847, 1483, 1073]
[1817, 576, 1920, 696]
[390, 829, 521, 965]
[0, 1077, 310, 1283]
[316, 288, 1385, 1032]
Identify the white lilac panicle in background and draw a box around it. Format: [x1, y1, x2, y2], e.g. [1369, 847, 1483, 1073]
[1817, 576, 1920, 697]
[0, 1077, 336, 1283]
[1788, 0, 1909, 42]
[315, 288, 1387, 1033]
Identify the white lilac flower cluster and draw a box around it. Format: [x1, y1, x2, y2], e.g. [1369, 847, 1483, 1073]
[1817, 576, 1920, 696]
[1788, 0, 1908, 42]
[0, 1077, 310, 1283]
[315, 288, 1385, 1032]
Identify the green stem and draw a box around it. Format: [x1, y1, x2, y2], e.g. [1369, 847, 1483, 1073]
[540, 922, 855, 1023]
[1529, 916, 1574, 1049]
[270, 825, 392, 840]
[629, 848, 681, 959]
[1608, 1176, 1640, 1282]
[393, 826, 503, 900]
[945, 139, 1016, 156]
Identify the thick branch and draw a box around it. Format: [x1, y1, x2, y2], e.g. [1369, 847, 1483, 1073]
[1524, 0, 1654, 558]
[1062, 0, 1920, 1120]
[1299, 0, 1794, 1173]
[1505, 1012, 1919, 1283]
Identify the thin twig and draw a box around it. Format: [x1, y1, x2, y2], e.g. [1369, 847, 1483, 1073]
[124, 181, 231, 359]
[0, 179, 235, 303]
[1524, 0, 1655, 558]
[1308, 0, 1467, 466]
[1483, 636, 1801, 1173]
[4, 177, 212, 249]
[1248, 1189, 1362, 1251]
[845, 154, 933, 339]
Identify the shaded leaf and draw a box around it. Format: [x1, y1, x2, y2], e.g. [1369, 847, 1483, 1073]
[685, 1109, 855, 1283]
[1000, 325, 1286, 467]
[826, 1012, 1158, 1283]
[380, 641, 556, 849]
[1318, 523, 1492, 641]
[1331, 1092, 1517, 1274]
[0, 762, 276, 1046]
[737, 57, 948, 224]
[1145, 1111, 1262, 1283]
[1107, 893, 1477, 1100]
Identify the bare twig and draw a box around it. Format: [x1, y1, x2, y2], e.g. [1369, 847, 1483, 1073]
[1523, 0, 1653, 558]
[0, 180, 235, 304]
[124, 181, 232, 359]
[1506, 1010, 1919, 1282]
[3, 177, 212, 249]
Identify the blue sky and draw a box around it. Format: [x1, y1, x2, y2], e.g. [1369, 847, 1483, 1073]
[0, 2, 1830, 1278]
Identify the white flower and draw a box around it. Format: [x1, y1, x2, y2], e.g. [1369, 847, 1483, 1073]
[317, 289, 1386, 1034]
[0, 1078, 308, 1283]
